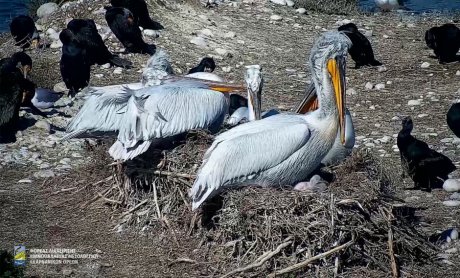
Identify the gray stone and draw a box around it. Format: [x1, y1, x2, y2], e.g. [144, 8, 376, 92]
[35, 120, 51, 133]
[33, 170, 55, 178]
[190, 36, 208, 48]
[270, 0, 286, 5]
[37, 3, 59, 19]
[270, 15, 283, 21]
[296, 8, 307, 14]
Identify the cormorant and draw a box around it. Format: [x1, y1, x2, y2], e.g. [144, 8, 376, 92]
[59, 28, 91, 96]
[447, 102, 460, 137]
[425, 24, 460, 64]
[9, 15, 40, 49]
[110, 0, 164, 30]
[188, 57, 216, 74]
[66, 19, 132, 68]
[105, 6, 156, 55]
[338, 23, 382, 68]
[397, 116, 456, 191]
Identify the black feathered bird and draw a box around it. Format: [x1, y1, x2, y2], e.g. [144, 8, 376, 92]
[425, 24, 460, 64]
[10, 15, 40, 49]
[0, 52, 32, 79]
[59, 28, 91, 97]
[110, 0, 164, 30]
[447, 103, 460, 137]
[397, 116, 456, 191]
[338, 23, 382, 68]
[229, 94, 248, 115]
[66, 19, 132, 68]
[105, 6, 156, 55]
[188, 57, 216, 74]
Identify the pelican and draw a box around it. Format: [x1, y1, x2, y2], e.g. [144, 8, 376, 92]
[226, 65, 279, 126]
[62, 77, 245, 160]
[296, 82, 355, 166]
[190, 31, 351, 210]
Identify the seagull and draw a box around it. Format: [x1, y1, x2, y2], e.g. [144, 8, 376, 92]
[190, 31, 351, 210]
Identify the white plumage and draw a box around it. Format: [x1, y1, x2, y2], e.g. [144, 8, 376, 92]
[190, 31, 352, 210]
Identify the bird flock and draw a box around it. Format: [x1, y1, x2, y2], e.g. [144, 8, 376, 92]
[1, 0, 460, 210]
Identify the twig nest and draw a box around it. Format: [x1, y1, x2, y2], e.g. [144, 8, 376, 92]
[443, 179, 460, 192]
[37, 3, 59, 19]
[421, 62, 430, 68]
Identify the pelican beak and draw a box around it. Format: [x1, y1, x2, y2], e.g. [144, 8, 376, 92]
[208, 83, 246, 93]
[31, 39, 39, 49]
[327, 57, 346, 144]
[247, 83, 262, 120]
[296, 83, 319, 114]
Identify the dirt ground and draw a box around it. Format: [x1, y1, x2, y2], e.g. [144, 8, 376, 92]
[2, 0, 460, 277]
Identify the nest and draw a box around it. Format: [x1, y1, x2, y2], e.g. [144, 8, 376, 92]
[99, 130, 439, 277]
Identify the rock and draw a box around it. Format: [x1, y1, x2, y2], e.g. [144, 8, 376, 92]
[383, 34, 389, 39]
[375, 83, 385, 90]
[450, 229, 459, 241]
[377, 65, 387, 72]
[451, 192, 460, 200]
[364, 30, 373, 37]
[223, 31, 236, 38]
[113, 67, 123, 74]
[365, 82, 373, 90]
[443, 200, 460, 207]
[407, 99, 421, 106]
[285, 0, 294, 7]
[35, 120, 51, 133]
[421, 62, 430, 68]
[53, 82, 68, 93]
[215, 48, 230, 56]
[222, 66, 232, 73]
[62, 267, 73, 276]
[18, 179, 32, 183]
[443, 179, 460, 192]
[190, 36, 207, 48]
[95, 74, 104, 78]
[61, 1, 77, 10]
[37, 3, 59, 19]
[143, 29, 159, 37]
[101, 63, 111, 69]
[50, 40, 63, 49]
[346, 88, 356, 95]
[270, 15, 283, 21]
[296, 8, 307, 14]
[270, 0, 286, 5]
[199, 28, 213, 37]
[456, 70, 460, 76]
[33, 170, 55, 178]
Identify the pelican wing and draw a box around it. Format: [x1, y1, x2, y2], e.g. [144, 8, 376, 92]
[191, 115, 311, 210]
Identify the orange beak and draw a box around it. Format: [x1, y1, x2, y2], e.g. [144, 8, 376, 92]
[296, 83, 319, 114]
[327, 58, 346, 144]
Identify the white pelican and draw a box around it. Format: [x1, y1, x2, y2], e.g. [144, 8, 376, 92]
[226, 65, 279, 126]
[62, 77, 245, 160]
[190, 31, 351, 210]
[296, 83, 355, 166]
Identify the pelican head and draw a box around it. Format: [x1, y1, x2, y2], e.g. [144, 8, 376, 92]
[244, 65, 263, 121]
[303, 31, 351, 144]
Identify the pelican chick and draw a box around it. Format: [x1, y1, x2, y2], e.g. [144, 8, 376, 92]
[190, 31, 351, 210]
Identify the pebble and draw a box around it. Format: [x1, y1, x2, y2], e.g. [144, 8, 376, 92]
[270, 15, 283, 21]
[443, 179, 460, 192]
[37, 3, 58, 19]
[270, 0, 286, 5]
[33, 170, 55, 179]
[421, 62, 430, 68]
[377, 65, 387, 72]
[223, 31, 236, 38]
[443, 200, 460, 207]
[50, 40, 63, 49]
[375, 83, 385, 90]
[143, 29, 159, 37]
[407, 99, 421, 106]
[365, 82, 373, 90]
[417, 114, 428, 118]
[383, 34, 389, 39]
[456, 70, 460, 76]
[35, 120, 51, 133]
[113, 67, 123, 74]
[18, 179, 32, 183]
[450, 192, 460, 200]
[190, 36, 208, 48]
[199, 28, 213, 37]
[100, 63, 111, 69]
[95, 74, 104, 78]
[296, 8, 307, 14]
[285, 0, 294, 7]
[53, 82, 68, 93]
[215, 48, 230, 56]
[441, 138, 453, 143]
[222, 66, 232, 73]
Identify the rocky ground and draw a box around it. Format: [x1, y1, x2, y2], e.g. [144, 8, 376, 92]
[2, 0, 460, 277]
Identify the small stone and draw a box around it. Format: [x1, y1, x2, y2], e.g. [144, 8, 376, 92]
[223, 31, 236, 38]
[377, 65, 387, 72]
[143, 29, 159, 37]
[71, 153, 83, 158]
[296, 8, 307, 14]
[443, 179, 460, 192]
[62, 267, 73, 276]
[441, 138, 453, 143]
[35, 120, 51, 133]
[270, 15, 283, 21]
[113, 67, 122, 74]
[270, 0, 286, 5]
[37, 3, 58, 19]
[407, 99, 421, 106]
[450, 229, 459, 240]
[190, 36, 207, 48]
[53, 82, 68, 93]
[365, 143, 375, 148]
[456, 70, 460, 76]
[199, 28, 213, 37]
[443, 200, 460, 207]
[285, 0, 294, 6]
[222, 66, 232, 73]
[95, 74, 104, 78]
[421, 62, 430, 68]
[386, 80, 392, 85]
[375, 83, 385, 90]
[365, 82, 373, 90]
[417, 114, 428, 118]
[383, 34, 389, 39]
[50, 40, 62, 49]
[18, 179, 32, 183]
[215, 48, 230, 56]
[33, 170, 55, 178]
[450, 192, 460, 200]
[101, 63, 111, 69]
[407, 23, 416, 28]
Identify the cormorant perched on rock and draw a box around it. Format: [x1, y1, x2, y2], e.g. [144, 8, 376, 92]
[447, 103, 460, 137]
[66, 19, 132, 68]
[105, 6, 156, 55]
[338, 23, 382, 68]
[188, 57, 216, 74]
[59, 28, 91, 97]
[9, 15, 40, 49]
[110, 0, 164, 30]
[425, 24, 460, 64]
[397, 116, 456, 191]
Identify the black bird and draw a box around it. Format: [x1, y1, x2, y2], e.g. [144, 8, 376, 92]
[105, 6, 156, 55]
[59, 29, 91, 97]
[397, 116, 456, 191]
[66, 19, 132, 68]
[110, 0, 164, 30]
[425, 24, 460, 64]
[9, 15, 40, 49]
[447, 103, 460, 137]
[0, 52, 32, 78]
[229, 94, 248, 115]
[338, 23, 382, 68]
[188, 57, 216, 74]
